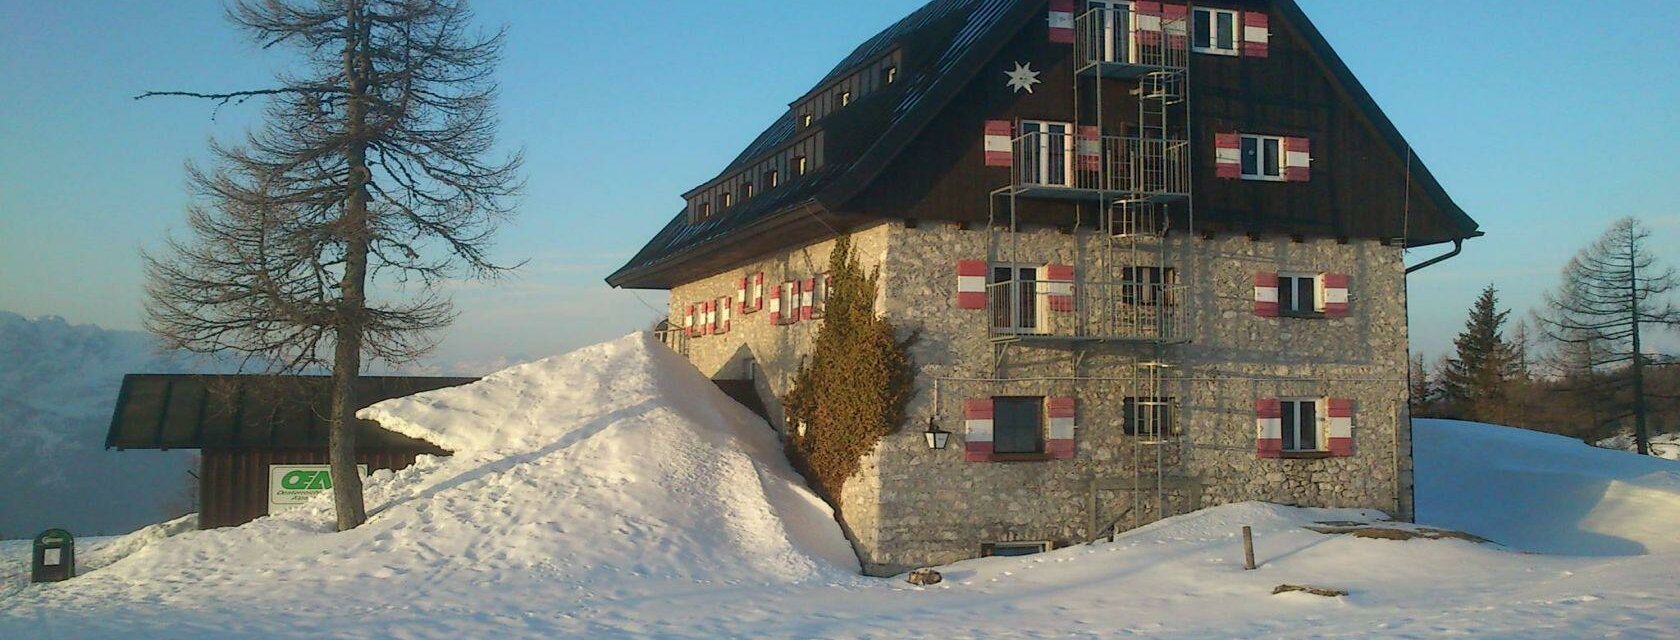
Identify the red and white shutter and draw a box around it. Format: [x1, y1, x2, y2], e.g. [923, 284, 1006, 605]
[964, 398, 995, 462]
[718, 297, 732, 334]
[787, 280, 803, 325]
[1284, 137, 1311, 182]
[705, 301, 717, 335]
[1215, 132, 1241, 179]
[1048, 0, 1074, 44]
[984, 120, 1013, 168]
[1243, 11, 1270, 58]
[1043, 264, 1075, 313]
[1319, 273, 1349, 318]
[736, 277, 749, 314]
[1255, 398, 1283, 458]
[1047, 396, 1077, 460]
[752, 272, 766, 312]
[1162, 3, 1189, 50]
[1135, 2, 1163, 46]
[684, 304, 697, 337]
[1253, 272, 1280, 317]
[1327, 398, 1354, 456]
[957, 260, 988, 309]
[813, 274, 829, 319]
[768, 285, 783, 325]
[1077, 126, 1101, 173]
[800, 277, 816, 320]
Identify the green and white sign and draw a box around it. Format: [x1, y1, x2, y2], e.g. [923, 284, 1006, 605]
[268, 464, 370, 513]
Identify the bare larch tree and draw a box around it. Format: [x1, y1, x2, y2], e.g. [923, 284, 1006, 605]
[141, 0, 521, 530]
[1538, 217, 1678, 455]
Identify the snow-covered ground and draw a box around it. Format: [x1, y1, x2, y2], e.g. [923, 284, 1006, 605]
[1597, 430, 1680, 461]
[2, 333, 1678, 638]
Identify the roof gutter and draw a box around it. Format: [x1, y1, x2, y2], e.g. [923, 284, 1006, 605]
[1405, 238, 1464, 274]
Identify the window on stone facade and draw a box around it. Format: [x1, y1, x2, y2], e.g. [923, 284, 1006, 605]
[990, 265, 1040, 333]
[992, 396, 1044, 454]
[1281, 398, 1321, 452]
[1123, 397, 1175, 437]
[1121, 266, 1175, 306]
[1278, 273, 1317, 316]
[981, 541, 1051, 557]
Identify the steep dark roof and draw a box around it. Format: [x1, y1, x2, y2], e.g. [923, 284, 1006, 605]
[105, 374, 477, 451]
[608, 0, 1035, 288]
[609, 0, 1479, 289]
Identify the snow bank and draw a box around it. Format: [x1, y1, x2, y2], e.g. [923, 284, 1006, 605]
[1415, 418, 1680, 556]
[1596, 430, 1680, 461]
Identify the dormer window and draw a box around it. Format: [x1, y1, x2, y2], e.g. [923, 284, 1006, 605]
[742, 182, 754, 199]
[801, 113, 814, 127]
[766, 169, 780, 188]
[696, 202, 711, 220]
[793, 156, 808, 177]
[883, 66, 898, 84]
[839, 90, 852, 107]
[720, 192, 733, 208]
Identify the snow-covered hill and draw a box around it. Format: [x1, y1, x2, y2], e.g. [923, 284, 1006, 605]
[1596, 430, 1680, 461]
[2, 334, 1677, 638]
[0, 312, 198, 538]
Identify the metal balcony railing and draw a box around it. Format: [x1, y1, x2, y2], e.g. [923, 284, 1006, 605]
[1074, 6, 1190, 76]
[1012, 131, 1192, 199]
[986, 280, 1189, 343]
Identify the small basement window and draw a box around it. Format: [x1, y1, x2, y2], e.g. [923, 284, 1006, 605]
[982, 541, 1052, 557]
[1281, 398, 1322, 452]
[1240, 134, 1285, 181]
[1193, 7, 1240, 56]
[1277, 273, 1317, 316]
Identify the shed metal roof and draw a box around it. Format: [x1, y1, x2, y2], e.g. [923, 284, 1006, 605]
[105, 374, 477, 451]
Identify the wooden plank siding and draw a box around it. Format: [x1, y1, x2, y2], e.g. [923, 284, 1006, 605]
[198, 447, 445, 529]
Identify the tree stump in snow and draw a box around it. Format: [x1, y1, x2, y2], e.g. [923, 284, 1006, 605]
[1272, 584, 1348, 597]
[906, 568, 942, 586]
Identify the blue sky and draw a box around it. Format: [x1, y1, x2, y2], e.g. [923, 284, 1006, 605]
[2, 0, 1676, 371]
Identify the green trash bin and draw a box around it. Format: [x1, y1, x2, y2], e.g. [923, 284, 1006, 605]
[31, 528, 75, 583]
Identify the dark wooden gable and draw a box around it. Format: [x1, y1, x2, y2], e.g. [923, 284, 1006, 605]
[609, 0, 1480, 290]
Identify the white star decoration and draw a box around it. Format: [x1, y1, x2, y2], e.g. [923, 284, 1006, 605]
[1004, 61, 1041, 94]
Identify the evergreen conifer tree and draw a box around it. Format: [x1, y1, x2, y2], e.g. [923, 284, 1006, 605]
[1440, 285, 1520, 422]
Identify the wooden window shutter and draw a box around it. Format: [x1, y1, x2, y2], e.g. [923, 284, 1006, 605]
[956, 260, 988, 309]
[1077, 126, 1101, 173]
[1043, 264, 1075, 313]
[1046, 396, 1077, 460]
[1327, 398, 1354, 456]
[813, 274, 829, 319]
[704, 301, 716, 335]
[1284, 137, 1311, 181]
[984, 120, 1013, 168]
[752, 272, 766, 312]
[964, 398, 995, 462]
[718, 296, 732, 334]
[787, 280, 802, 325]
[1135, 2, 1164, 46]
[684, 304, 696, 337]
[736, 277, 749, 314]
[768, 284, 783, 325]
[1243, 11, 1270, 58]
[1215, 132, 1241, 179]
[1253, 272, 1280, 317]
[1162, 3, 1189, 50]
[1319, 273, 1349, 318]
[800, 277, 816, 320]
[1255, 398, 1283, 458]
[1048, 0, 1074, 44]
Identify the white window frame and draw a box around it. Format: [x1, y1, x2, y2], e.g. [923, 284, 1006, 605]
[1019, 120, 1075, 187]
[990, 264, 1045, 333]
[1278, 272, 1317, 315]
[1240, 134, 1286, 181]
[1089, 1, 1136, 65]
[1192, 7, 1240, 56]
[1280, 398, 1325, 453]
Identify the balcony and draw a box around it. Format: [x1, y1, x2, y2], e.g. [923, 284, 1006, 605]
[986, 279, 1189, 344]
[1007, 130, 1191, 202]
[1074, 6, 1190, 79]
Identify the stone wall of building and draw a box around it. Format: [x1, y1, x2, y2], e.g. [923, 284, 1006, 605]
[665, 220, 1411, 576]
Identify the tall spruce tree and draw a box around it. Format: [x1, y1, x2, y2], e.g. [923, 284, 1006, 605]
[140, 0, 521, 530]
[1538, 217, 1679, 455]
[1440, 285, 1520, 422]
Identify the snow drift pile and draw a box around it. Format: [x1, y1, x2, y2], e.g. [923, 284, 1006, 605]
[1415, 418, 1680, 556]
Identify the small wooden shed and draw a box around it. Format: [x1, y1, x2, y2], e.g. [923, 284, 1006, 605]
[105, 374, 475, 528]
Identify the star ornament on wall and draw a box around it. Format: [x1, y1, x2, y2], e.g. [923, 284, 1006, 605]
[1004, 61, 1041, 94]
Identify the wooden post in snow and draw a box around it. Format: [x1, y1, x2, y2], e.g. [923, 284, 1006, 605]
[1242, 526, 1256, 570]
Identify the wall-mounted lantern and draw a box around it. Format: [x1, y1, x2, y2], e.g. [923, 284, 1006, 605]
[923, 416, 951, 450]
